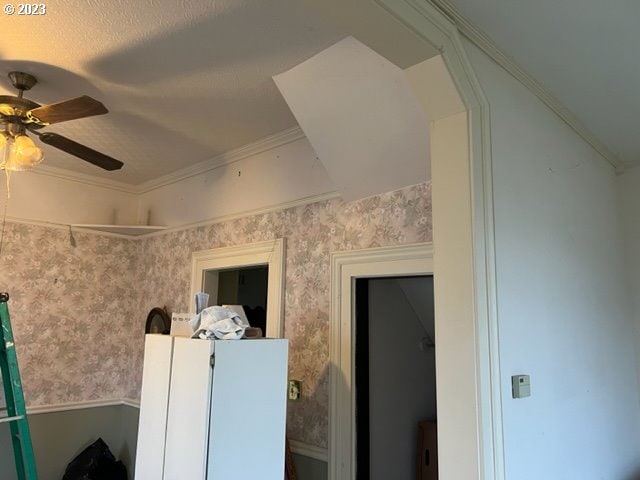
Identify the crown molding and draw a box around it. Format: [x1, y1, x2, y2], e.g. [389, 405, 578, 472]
[134, 126, 307, 194]
[29, 164, 138, 194]
[27, 126, 307, 195]
[429, 0, 625, 173]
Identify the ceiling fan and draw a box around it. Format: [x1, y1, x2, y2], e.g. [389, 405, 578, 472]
[0, 71, 124, 172]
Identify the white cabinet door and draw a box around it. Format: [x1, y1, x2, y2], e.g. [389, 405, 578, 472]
[135, 335, 174, 480]
[163, 337, 215, 480]
[207, 339, 288, 480]
[136, 337, 288, 480]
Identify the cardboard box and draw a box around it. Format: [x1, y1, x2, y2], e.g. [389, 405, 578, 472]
[170, 313, 194, 337]
[417, 421, 438, 480]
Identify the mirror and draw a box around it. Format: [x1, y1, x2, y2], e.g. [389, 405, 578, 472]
[145, 307, 171, 334]
[190, 239, 285, 338]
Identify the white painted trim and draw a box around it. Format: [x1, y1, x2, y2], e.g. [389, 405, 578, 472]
[289, 440, 329, 463]
[23, 398, 131, 415]
[137, 191, 340, 240]
[190, 238, 286, 338]
[2, 191, 340, 240]
[70, 224, 167, 236]
[428, 0, 623, 172]
[373, 1, 505, 479]
[30, 165, 137, 193]
[122, 398, 141, 408]
[26, 126, 307, 194]
[16, 398, 328, 463]
[329, 243, 434, 480]
[2, 215, 138, 240]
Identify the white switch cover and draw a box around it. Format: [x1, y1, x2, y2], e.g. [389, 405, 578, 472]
[512, 375, 531, 399]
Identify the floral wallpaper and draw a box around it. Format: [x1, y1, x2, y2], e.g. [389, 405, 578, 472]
[128, 181, 432, 448]
[0, 181, 431, 450]
[0, 223, 137, 405]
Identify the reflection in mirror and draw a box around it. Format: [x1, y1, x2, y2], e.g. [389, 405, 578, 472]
[203, 265, 269, 336]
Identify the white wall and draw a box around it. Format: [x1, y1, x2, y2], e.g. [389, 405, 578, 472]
[368, 277, 436, 480]
[8, 72, 446, 232]
[137, 137, 335, 227]
[2, 136, 335, 231]
[465, 40, 640, 479]
[618, 167, 640, 409]
[1, 169, 137, 226]
[430, 110, 481, 480]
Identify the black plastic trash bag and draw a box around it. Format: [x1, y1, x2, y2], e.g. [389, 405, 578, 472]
[62, 438, 127, 480]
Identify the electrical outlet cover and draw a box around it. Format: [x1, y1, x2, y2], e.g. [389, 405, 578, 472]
[288, 380, 301, 400]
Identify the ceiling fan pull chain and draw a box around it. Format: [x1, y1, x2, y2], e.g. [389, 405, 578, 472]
[4, 169, 11, 199]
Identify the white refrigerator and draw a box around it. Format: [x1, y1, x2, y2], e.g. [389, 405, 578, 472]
[135, 335, 289, 480]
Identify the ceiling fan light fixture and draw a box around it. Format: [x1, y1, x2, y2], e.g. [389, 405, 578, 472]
[0, 70, 123, 172]
[0, 132, 45, 171]
[14, 134, 44, 169]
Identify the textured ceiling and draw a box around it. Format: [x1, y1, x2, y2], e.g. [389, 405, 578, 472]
[9, 0, 627, 185]
[447, 0, 640, 165]
[0, 0, 344, 184]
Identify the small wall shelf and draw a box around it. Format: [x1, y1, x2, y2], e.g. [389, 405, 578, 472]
[71, 224, 167, 236]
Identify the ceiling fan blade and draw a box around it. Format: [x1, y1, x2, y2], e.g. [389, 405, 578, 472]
[36, 132, 123, 171]
[27, 96, 108, 125]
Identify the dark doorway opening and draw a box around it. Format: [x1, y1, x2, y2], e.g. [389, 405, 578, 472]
[355, 275, 437, 480]
[204, 265, 269, 336]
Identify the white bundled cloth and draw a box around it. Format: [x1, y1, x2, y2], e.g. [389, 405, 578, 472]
[189, 305, 250, 340]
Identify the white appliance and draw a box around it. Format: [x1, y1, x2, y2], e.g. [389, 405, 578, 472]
[135, 335, 289, 480]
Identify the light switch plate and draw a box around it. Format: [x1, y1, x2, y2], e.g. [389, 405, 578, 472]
[512, 375, 531, 399]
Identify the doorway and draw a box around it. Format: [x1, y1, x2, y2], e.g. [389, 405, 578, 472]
[190, 239, 286, 339]
[355, 276, 436, 479]
[329, 242, 433, 479]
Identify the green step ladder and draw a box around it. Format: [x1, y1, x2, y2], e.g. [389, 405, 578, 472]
[0, 292, 38, 480]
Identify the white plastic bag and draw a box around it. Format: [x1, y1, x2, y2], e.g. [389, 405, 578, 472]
[189, 306, 250, 340]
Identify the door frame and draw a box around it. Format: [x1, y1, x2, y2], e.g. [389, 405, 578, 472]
[329, 242, 434, 479]
[371, 1, 503, 479]
[190, 238, 286, 338]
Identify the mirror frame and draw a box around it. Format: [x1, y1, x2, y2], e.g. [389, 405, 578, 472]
[190, 238, 286, 338]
